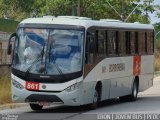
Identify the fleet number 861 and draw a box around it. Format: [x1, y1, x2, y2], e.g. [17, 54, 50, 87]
[26, 81, 39, 90]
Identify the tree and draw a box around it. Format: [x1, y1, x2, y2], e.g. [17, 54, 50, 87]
[0, 0, 45, 20]
[0, 0, 156, 24]
[43, 0, 73, 16]
[80, 0, 155, 23]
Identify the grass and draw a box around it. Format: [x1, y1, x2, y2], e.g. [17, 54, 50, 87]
[0, 66, 11, 105]
[155, 52, 160, 71]
[0, 18, 19, 32]
[0, 76, 11, 105]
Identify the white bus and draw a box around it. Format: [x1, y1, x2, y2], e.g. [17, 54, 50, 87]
[8, 16, 154, 110]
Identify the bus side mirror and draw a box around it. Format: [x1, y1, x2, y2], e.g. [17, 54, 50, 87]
[7, 44, 12, 55]
[7, 33, 17, 55]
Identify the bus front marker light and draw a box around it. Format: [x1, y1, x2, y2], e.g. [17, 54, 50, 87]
[72, 98, 77, 102]
[13, 95, 19, 100]
[65, 82, 81, 92]
[12, 79, 24, 90]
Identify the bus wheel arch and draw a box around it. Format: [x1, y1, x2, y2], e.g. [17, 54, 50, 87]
[96, 81, 102, 102]
[89, 81, 102, 109]
[119, 76, 139, 102]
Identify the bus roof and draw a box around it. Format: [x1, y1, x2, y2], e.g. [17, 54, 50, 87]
[20, 16, 154, 30]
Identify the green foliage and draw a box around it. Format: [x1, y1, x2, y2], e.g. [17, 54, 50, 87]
[0, 76, 11, 105]
[157, 40, 160, 51]
[155, 5, 160, 18]
[0, 66, 11, 105]
[0, 0, 45, 20]
[0, 18, 19, 32]
[43, 0, 73, 16]
[0, 0, 157, 24]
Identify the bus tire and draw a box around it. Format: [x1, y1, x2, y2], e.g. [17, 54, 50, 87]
[128, 80, 138, 101]
[119, 80, 138, 102]
[89, 82, 101, 109]
[89, 89, 99, 109]
[30, 103, 43, 111]
[119, 95, 128, 102]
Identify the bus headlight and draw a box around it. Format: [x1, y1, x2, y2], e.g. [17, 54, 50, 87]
[65, 82, 82, 92]
[12, 79, 24, 90]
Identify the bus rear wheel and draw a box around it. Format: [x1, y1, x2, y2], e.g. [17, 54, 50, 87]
[128, 80, 138, 101]
[30, 103, 43, 111]
[119, 80, 138, 102]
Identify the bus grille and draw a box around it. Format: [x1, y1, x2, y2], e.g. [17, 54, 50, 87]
[25, 94, 63, 103]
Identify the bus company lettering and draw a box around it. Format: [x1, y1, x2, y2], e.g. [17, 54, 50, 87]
[109, 63, 125, 72]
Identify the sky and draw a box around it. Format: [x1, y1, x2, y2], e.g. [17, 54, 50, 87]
[149, 0, 160, 23]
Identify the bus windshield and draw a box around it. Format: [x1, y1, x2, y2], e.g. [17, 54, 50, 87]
[13, 28, 84, 75]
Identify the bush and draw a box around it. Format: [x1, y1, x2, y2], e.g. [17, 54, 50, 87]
[0, 77, 11, 104]
[155, 52, 160, 71]
[0, 18, 19, 32]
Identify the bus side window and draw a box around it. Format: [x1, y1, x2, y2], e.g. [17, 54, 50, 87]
[147, 31, 154, 54]
[107, 30, 116, 56]
[97, 30, 106, 57]
[145, 32, 147, 53]
[130, 31, 135, 55]
[125, 31, 131, 55]
[135, 32, 139, 54]
[119, 31, 126, 56]
[138, 31, 145, 54]
[115, 31, 119, 55]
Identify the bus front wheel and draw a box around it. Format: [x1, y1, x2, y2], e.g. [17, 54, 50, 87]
[89, 89, 99, 109]
[30, 103, 43, 111]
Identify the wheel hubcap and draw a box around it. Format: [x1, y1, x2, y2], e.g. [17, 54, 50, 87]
[93, 90, 98, 103]
[133, 84, 137, 97]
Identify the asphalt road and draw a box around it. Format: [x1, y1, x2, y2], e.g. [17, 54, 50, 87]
[1, 77, 160, 120]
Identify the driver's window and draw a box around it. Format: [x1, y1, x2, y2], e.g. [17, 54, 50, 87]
[85, 32, 95, 64]
[84, 29, 96, 76]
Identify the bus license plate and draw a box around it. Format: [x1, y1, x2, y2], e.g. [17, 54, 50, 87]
[26, 81, 40, 90]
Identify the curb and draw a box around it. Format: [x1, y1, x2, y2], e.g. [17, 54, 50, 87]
[0, 103, 28, 110]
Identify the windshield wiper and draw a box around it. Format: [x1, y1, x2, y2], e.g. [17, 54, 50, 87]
[54, 63, 64, 75]
[48, 43, 64, 76]
[25, 44, 45, 77]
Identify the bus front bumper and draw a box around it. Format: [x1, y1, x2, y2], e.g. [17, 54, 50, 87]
[12, 84, 82, 106]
